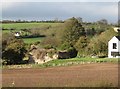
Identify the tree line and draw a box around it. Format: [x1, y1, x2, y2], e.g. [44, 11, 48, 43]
[1, 19, 64, 23]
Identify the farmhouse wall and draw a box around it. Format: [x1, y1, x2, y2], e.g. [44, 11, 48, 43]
[108, 36, 120, 58]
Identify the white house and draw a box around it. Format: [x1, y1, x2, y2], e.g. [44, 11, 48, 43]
[14, 32, 20, 37]
[108, 36, 120, 58]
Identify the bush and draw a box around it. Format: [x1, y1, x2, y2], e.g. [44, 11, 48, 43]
[74, 36, 89, 56]
[67, 47, 78, 58]
[41, 37, 59, 49]
[43, 44, 53, 49]
[2, 33, 27, 65]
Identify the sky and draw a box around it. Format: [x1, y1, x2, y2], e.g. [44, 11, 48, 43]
[1, 0, 119, 23]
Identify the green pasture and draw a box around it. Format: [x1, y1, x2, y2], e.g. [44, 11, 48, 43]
[2, 23, 63, 30]
[2, 30, 10, 33]
[22, 37, 44, 44]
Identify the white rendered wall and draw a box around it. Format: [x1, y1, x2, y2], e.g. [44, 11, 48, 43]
[108, 36, 120, 58]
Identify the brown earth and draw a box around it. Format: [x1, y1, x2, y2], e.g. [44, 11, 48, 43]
[2, 63, 118, 87]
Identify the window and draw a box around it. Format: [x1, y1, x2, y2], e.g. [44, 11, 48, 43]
[111, 52, 120, 57]
[113, 43, 117, 49]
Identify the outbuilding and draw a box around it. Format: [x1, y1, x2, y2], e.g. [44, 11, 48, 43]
[14, 32, 20, 37]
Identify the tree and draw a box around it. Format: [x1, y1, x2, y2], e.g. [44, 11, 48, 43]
[86, 28, 96, 36]
[97, 19, 108, 25]
[86, 28, 117, 56]
[74, 36, 89, 56]
[2, 33, 27, 65]
[76, 17, 83, 23]
[62, 17, 86, 47]
[41, 36, 62, 49]
[87, 38, 107, 56]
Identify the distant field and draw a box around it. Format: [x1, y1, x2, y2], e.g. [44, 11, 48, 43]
[2, 23, 62, 44]
[2, 23, 63, 30]
[22, 37, 44, 44]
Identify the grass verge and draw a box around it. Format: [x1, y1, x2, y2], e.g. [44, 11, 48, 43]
[2, 58, 119, 69]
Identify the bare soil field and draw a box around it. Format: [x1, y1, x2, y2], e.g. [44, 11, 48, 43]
[2, 63, 118, 87]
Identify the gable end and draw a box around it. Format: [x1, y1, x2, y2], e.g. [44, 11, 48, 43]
[115, 36, 120, 41]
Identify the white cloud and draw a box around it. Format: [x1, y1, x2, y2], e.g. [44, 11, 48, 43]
[61, 2, 117, 17]
[2, 2, 15, 10]
[84, 3, 117, 16]
[2, 2, 118, 23]
[96, 4, 118, 16]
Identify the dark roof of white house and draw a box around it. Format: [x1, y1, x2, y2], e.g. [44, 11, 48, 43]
[115, 36, 120, 41]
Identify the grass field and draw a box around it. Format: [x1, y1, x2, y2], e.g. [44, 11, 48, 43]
[2, 22, 63, 44]
[2, 23, 63, 30]
[22, 37, 44, 44]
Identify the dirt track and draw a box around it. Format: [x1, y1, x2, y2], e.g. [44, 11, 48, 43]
[2, 63, 118, 87]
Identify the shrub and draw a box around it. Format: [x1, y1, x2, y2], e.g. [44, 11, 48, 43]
[67, 47, 78, 58]
[74, 36, 89, 56]
[2, 33, 27, 65]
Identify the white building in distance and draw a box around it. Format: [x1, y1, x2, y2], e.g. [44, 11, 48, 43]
[14, 32, 20, 37]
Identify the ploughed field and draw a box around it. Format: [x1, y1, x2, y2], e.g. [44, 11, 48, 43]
[2, 63, 118, 87]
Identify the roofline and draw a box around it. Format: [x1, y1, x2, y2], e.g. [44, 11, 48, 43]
[108, 36, 120, 42]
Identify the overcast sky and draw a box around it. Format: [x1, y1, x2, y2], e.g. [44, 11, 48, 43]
[1, 1, 119, 23]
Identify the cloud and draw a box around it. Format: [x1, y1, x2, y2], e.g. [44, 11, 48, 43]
[2, 2, 118, 23]
[2, 2, 14, 10]
[59, 2, 117, 22]
[2, 2, 23, 11]
[61, 2, 117, 15]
